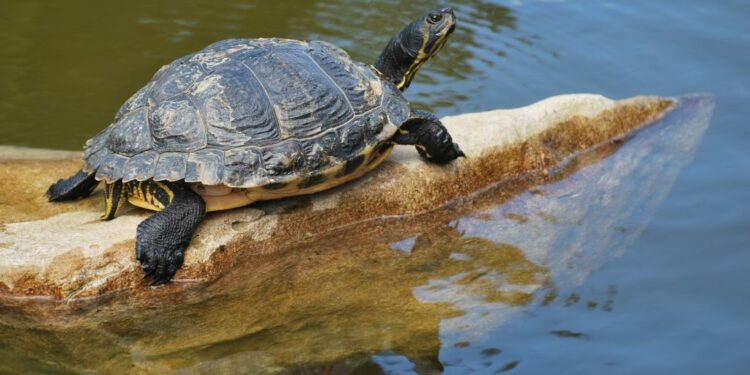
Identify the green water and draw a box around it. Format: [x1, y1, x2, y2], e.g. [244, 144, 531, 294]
[1, 0, 748, 374]
[0, 0, 508, 149]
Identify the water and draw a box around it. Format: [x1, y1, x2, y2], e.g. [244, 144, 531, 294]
[0, 0, 748, 374]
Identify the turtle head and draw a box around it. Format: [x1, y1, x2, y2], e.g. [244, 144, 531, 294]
[374, 7, 457, 91]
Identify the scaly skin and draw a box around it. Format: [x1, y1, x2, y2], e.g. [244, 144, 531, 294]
[45, 169, 98, 202]
[131, 181, 205, 285]
[391, 109, 465, 164]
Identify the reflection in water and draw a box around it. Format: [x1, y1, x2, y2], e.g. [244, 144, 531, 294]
[0, 97, 712, 373]
[0, 211, 545, 374]
[0, 0, 516, 149]
[430, 96, 712, 373]
[120, 223, 543, 373]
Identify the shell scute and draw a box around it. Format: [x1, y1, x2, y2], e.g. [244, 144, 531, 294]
[83, 125, 113, 172]
[122, 151, 158, 182]
[149, 95, 206, 152]
[186, 149, 224, 185]
[363, 109, 388, 145]
[149, 60, 205, 102]
[262, 140, 305, 177]
[154, 152, 187, 181]
[382, 82, 410, 125]
[307, 40, 381, 114]
[223, 148, 264, 186]
[189, 62, 279, 148]
[242, 48, 354, 138]
[96, 153, 128, 183]
[302, 139, 333, 172]
[337, 122, 366, 159]
[108, 109, 151, 156]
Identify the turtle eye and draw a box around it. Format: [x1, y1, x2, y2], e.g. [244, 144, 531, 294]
[427, 13, 443, 24]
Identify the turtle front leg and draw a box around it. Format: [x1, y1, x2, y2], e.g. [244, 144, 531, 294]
[134, 181, 206, 285]
[391, 109, 465, 164]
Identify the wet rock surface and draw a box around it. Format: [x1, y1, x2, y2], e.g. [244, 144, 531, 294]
[0, 94, 673, 300]
[0, 94, 716, 374]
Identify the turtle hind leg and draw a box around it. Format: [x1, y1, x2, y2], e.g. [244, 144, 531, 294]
[101, 181, 126, 221]
[135, 181, 206, 285]
[392, 109, 465, 165]
[46, 169, 99, 202]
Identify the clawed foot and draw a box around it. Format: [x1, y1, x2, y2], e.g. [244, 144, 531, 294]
[135, 210, 192, 286]
[136, 239, 186, 286]
[132, 181, 205, 286]
[393, 109, 466, 165]
[418, 142, 466, 164]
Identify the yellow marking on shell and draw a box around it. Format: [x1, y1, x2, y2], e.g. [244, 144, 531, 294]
[128, 144, 395, 214]
[369, 69, 383, 96]
[244, 144, 393, 205]
[149, 145, 394, 213]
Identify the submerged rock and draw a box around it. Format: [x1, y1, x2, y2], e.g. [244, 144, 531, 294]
[0, 94, 715, 374]
[0, 94, 673, 300]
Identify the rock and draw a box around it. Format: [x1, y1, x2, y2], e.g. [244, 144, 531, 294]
[0, 94, 714, 374]
[0, 94, 673, 300]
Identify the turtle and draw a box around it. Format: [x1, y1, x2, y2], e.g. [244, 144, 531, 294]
[47, 7, 463, 284]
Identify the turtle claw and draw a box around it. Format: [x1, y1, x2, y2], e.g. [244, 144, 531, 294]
[141, 271, 169, 287]
[147, 276, 170, 287]
[136, 239, 185, 286]
[454, 144, 466, 158]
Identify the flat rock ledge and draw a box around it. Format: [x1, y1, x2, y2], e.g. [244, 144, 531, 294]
[0, 94, 673, 300]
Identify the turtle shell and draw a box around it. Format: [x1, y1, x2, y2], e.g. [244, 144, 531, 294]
[83, 38, 410, 187]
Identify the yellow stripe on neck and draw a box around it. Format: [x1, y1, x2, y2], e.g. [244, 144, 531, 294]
[395, 27, 451, 91]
